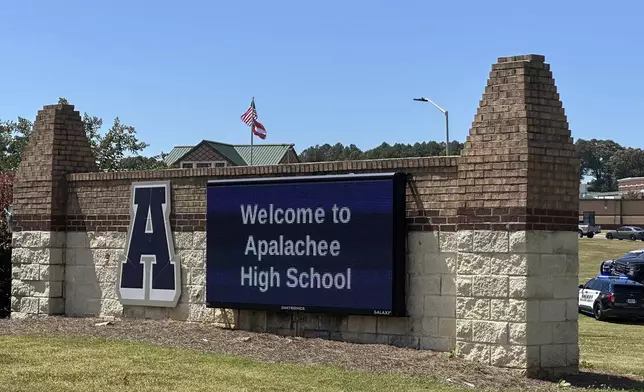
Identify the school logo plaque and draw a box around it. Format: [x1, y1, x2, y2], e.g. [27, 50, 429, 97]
[117, 181, 181, 307]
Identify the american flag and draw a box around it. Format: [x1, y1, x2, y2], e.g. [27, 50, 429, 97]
[240, 98, 257, 126]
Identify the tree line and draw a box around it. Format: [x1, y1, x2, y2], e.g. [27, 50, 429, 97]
[576, 139, 644, 192]
[298, 141, 464, 162]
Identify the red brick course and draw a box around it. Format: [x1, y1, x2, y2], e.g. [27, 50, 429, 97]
[456, 54, 579, 229]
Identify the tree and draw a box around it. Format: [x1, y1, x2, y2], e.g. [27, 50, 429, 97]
[609, 148, 644, 181]
[0, 98, 158, 172]
[0, 118, 34, 172]
[575, 139, 624, 192]
[90, 116, 149, 172]
[119, 155, 168, 171]
[299, 143, 362, 162]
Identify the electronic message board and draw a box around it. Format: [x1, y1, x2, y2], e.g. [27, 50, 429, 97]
[205, 172, 407, 316]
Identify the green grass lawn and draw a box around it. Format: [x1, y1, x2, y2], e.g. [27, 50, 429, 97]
[0, 336, 465, 392]
[578, 238, 644, 378]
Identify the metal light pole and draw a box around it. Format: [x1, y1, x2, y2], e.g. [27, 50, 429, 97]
[413, 96, 450, 156]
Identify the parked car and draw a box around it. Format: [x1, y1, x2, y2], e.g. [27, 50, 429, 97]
[605, 226, 644, 241]
[578, 275, 644, 321]
[579, 212, 601, 238]
[579, 221, 601, 238]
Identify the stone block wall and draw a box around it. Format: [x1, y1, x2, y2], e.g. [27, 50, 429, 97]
[9, 54, 581, 378]
[455, 231, 579, 376]
[11, 231, 66, 318]
[407, 231, 457, 351]
[64, 229, 232, 324]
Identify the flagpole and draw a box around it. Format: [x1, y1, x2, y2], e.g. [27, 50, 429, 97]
[250, 125, 254, 166]
[250, 96, 254, 166]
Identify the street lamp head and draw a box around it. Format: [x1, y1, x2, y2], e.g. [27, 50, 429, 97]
[413, 97, 429, 102]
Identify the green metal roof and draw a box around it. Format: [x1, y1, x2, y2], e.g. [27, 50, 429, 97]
[234, 144, 294, 166]
[164, 146, 193, 165]
[164, 140, 295, 166]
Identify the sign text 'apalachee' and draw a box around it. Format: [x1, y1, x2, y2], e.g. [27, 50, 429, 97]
[240, 204, 354, 291]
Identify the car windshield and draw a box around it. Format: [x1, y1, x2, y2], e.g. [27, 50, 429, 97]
[635, 228, 644, 232]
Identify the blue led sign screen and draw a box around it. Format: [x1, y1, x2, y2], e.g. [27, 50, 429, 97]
[205, 172, 407, 316]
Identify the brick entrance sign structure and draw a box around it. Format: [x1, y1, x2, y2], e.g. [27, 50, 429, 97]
[454, 54, 579, 374]
[9, 54, 579, 378]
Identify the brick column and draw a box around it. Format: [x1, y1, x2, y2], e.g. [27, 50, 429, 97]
[454, 55, 579, 378]
[11, 104, 97, 318]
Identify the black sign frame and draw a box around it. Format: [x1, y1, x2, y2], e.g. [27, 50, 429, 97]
[205, 172, 408, 317]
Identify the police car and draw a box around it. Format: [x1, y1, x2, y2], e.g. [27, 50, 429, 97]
[578, 275, 644, 321]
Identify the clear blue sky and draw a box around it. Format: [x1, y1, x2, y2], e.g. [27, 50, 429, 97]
[1, 0, 642, 157]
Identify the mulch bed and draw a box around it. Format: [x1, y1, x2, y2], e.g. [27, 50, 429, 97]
[0, 316, 642, 391]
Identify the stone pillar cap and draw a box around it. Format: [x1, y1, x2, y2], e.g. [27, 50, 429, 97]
[497, 54, 545, 63]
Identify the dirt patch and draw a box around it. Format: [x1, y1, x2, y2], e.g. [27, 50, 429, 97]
[0, 316, 641, 391]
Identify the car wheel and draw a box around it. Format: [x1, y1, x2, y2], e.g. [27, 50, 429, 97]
[607, 233, 613, 239]
[587, 232, 595, 238]
[579, 230, 584, 238]
[594, 302, 606, 321]
[631, 234, 637, 241]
